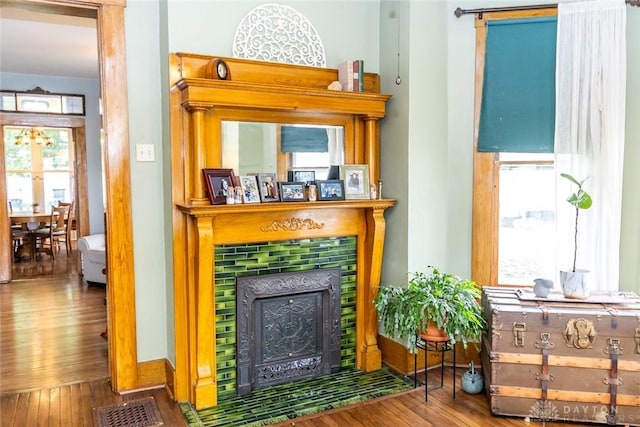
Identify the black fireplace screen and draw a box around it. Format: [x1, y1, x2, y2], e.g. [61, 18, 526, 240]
[236, 268, 342, 394]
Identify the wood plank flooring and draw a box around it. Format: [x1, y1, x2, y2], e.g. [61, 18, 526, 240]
[1, 249, 107, 394]
[0, 380, 186, 427]
[0, 249, 596, 426]
[269, 374, 594, 427]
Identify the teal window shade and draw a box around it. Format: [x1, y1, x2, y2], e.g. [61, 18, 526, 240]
[280, 126, 329, 153]
[478, 17, 557, 153]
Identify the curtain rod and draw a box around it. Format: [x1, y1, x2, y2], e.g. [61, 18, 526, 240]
[455, 0, 638, 18]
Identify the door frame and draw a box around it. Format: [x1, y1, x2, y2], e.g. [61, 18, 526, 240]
[0, 0, 138, 393]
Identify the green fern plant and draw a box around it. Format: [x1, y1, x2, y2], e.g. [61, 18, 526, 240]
[373, 266, 486, 353]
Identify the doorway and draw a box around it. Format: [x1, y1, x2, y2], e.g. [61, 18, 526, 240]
[0, 0, 137, 393]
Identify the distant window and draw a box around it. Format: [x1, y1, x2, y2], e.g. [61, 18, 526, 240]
[0, 87, 85, 116]
[4, 126, 75, 212]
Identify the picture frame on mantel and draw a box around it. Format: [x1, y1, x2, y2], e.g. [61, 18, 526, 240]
[239, 175, 261, 204]
[203, 168, 236, 205]
[317, 180, 345, 201]
[256, 173, 280, 202]
[340, 164, 370, 200]
[280, 182, 307, 201]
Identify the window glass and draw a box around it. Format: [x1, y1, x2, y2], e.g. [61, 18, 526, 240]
[498, 154, 556, 285]
[44, 172, 72, 208]
[4, 126, 74, 212]
[42, 129, 71, 170]
[7, 173, 34, 213]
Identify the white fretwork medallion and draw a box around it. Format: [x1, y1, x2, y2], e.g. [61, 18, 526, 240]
[233, 3, 327, 67]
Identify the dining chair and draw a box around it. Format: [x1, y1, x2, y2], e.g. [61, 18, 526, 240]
[34, 205, 71, 259]
[57, 200, 75, 253]
[10, 225, 30, 260]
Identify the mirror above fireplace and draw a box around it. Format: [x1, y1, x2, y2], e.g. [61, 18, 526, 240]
[221, 121, 344, 181]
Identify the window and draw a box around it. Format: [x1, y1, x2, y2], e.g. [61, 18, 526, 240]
[4, 126, 75, 213]
[497, 154, 555, 285]
[0, 88, 85, 115]
[471, 9, 558, 287]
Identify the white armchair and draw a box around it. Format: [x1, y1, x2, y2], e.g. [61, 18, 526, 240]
[77, 233, 106, 285]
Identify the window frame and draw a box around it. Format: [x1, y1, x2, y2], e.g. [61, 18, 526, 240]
[471, 8, 557, 288]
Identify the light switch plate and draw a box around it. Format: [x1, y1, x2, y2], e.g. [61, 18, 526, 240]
[136, 144, 155, 162]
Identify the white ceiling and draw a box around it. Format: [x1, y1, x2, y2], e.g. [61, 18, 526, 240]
[0, 5, 98, 80]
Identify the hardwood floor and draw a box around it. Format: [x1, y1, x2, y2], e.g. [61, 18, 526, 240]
[0, 380, 186, 427]
[2, 248, 107, 394]
[269, 374, 594, 427]
[0, 250, 596, 426]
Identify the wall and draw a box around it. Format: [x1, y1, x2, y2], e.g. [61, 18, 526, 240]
[164, 1, 381, 71]
[125, 0, 167, 362]
[380, 0, 640, 294]
[123, 0, 640, 366]
[0, 73, 103, 234]
[380, 0, 457, 285]
[620, 9, 640, 293]
[125, 0, 382, 365]
[379, 0, 410, 284]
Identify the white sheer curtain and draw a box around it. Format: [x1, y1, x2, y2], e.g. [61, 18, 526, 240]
[554, 0, 627, 292]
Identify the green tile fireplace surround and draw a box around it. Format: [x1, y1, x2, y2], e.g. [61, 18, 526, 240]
[214, 236, 357, 401]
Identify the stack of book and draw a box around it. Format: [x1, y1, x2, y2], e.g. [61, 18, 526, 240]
[338, 60, 364, 92]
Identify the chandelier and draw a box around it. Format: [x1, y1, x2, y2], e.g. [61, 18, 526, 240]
[15, 127, 54, 147]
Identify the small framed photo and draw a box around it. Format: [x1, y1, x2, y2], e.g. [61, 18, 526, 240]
[256, 173, 280, 202]
[317, 180, 345, 201]
[279, 182, 307, 202]
[288, 170, 316, 185]
[203, 168, 236, 205]
[340, 164, 370, 200]
[238, 175, 261, 203]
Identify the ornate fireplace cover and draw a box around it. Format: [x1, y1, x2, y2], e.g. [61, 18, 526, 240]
[236, 268, 342, 394]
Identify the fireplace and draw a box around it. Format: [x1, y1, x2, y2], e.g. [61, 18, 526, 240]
[236, 268, 342, 394]
[174, 201, 393, 408]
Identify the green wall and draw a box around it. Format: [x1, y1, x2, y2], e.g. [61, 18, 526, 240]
[121, 0, 640, 365]
[379, 1, 640, 294]
[125, 0, 382, 364]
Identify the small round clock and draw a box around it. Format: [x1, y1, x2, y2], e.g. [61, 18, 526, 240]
[213, 58, 228, 80]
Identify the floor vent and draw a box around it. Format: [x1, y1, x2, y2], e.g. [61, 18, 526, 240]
[96, 397, 164, 427]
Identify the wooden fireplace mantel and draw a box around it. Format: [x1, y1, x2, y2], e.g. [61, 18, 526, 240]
[169, 53, 393, 409]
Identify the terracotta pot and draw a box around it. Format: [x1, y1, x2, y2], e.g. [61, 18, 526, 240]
[419, 321, 449, 342]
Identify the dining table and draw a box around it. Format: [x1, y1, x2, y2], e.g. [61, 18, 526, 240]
[10, 211, 52, 260]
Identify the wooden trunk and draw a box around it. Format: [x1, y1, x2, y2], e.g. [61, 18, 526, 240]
[481, 287, 640, 426]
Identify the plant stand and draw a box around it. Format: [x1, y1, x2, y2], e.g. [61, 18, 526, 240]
[413, 335, 456, 401]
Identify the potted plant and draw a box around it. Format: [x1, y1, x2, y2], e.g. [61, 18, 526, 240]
[559, 173, 592, 299]
[373, 266, 486, 352]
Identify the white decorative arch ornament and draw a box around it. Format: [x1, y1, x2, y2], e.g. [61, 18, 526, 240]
[232, 3, 327, 67]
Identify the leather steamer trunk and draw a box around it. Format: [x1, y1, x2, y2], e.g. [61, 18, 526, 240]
[481, 287, 640, 425]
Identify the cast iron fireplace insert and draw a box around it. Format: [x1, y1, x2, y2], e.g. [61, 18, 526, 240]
[235, 267, 342, 395]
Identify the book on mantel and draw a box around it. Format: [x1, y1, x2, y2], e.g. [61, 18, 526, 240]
[338, 59, 364, 92]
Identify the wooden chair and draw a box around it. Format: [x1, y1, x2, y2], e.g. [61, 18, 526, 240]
[34, 205, 71, 259]
[8, 202, 29, 260]
[57, 200, 75, 254]
[10, 225, 30, 260]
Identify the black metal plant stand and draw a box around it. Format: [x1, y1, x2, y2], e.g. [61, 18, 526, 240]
[413, 334, 456, 401]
